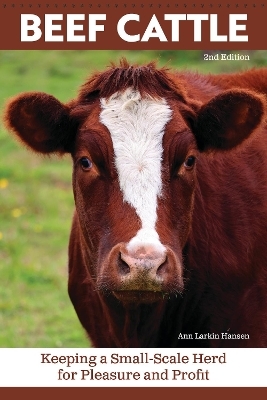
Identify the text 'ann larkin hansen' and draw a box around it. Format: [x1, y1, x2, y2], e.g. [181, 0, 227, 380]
[178, 333, 250, 340]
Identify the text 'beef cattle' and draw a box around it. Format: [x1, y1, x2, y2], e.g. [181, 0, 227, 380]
[4, 60, 267, 347]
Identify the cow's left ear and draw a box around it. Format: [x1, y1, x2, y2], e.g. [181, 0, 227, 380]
[193, 90, 266, 151]
[4, 92, 77, 154]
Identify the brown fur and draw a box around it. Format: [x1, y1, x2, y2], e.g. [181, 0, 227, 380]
[4, 61, 267, 347]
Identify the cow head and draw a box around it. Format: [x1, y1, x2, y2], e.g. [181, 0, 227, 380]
[4, 62, 265, 305]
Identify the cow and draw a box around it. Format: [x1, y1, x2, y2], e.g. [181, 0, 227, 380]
[4, 60, 267, 347]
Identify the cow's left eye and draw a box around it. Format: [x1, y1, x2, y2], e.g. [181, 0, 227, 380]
[184, 156, 196, 169]
[80, 157, 93, 170]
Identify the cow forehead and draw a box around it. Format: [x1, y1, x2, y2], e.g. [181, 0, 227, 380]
[99, 88, 172, 247]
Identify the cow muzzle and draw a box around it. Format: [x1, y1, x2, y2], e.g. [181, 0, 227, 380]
[98, 242, 184, 304]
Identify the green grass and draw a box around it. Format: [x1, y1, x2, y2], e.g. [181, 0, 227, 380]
[0, 50, 266, 347]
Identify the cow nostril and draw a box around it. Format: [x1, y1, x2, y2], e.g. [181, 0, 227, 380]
[156, 258, 168, 277]
[118, 253, 130, 276]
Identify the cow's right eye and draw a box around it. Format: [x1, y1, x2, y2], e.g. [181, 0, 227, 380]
[80, 157, 93, 170]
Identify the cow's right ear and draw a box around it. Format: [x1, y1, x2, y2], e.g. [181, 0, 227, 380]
[4, 92, 77, 154]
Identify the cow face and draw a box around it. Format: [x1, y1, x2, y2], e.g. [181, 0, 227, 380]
[72, 89, 191, 303]
[4, 64, 265, 304]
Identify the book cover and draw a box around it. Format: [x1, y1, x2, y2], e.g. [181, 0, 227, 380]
[0, 0, 267, 397]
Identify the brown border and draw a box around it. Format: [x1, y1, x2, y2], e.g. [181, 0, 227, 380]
[0, 0, 266, 49]
[0, 387, 267, 399]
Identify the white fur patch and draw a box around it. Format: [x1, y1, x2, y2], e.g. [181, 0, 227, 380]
[100, 88, 172, 252]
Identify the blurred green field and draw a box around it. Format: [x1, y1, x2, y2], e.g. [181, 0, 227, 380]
[0, 50, 266, 347]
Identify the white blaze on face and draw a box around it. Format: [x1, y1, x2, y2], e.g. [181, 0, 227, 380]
[100, 88, 172, 254]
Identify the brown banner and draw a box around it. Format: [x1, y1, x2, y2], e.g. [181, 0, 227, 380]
[1, 387, 267, 399]
[0, 0, 266, 49]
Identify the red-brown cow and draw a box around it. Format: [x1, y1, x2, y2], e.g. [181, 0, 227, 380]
[4, 60, 267, 347]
